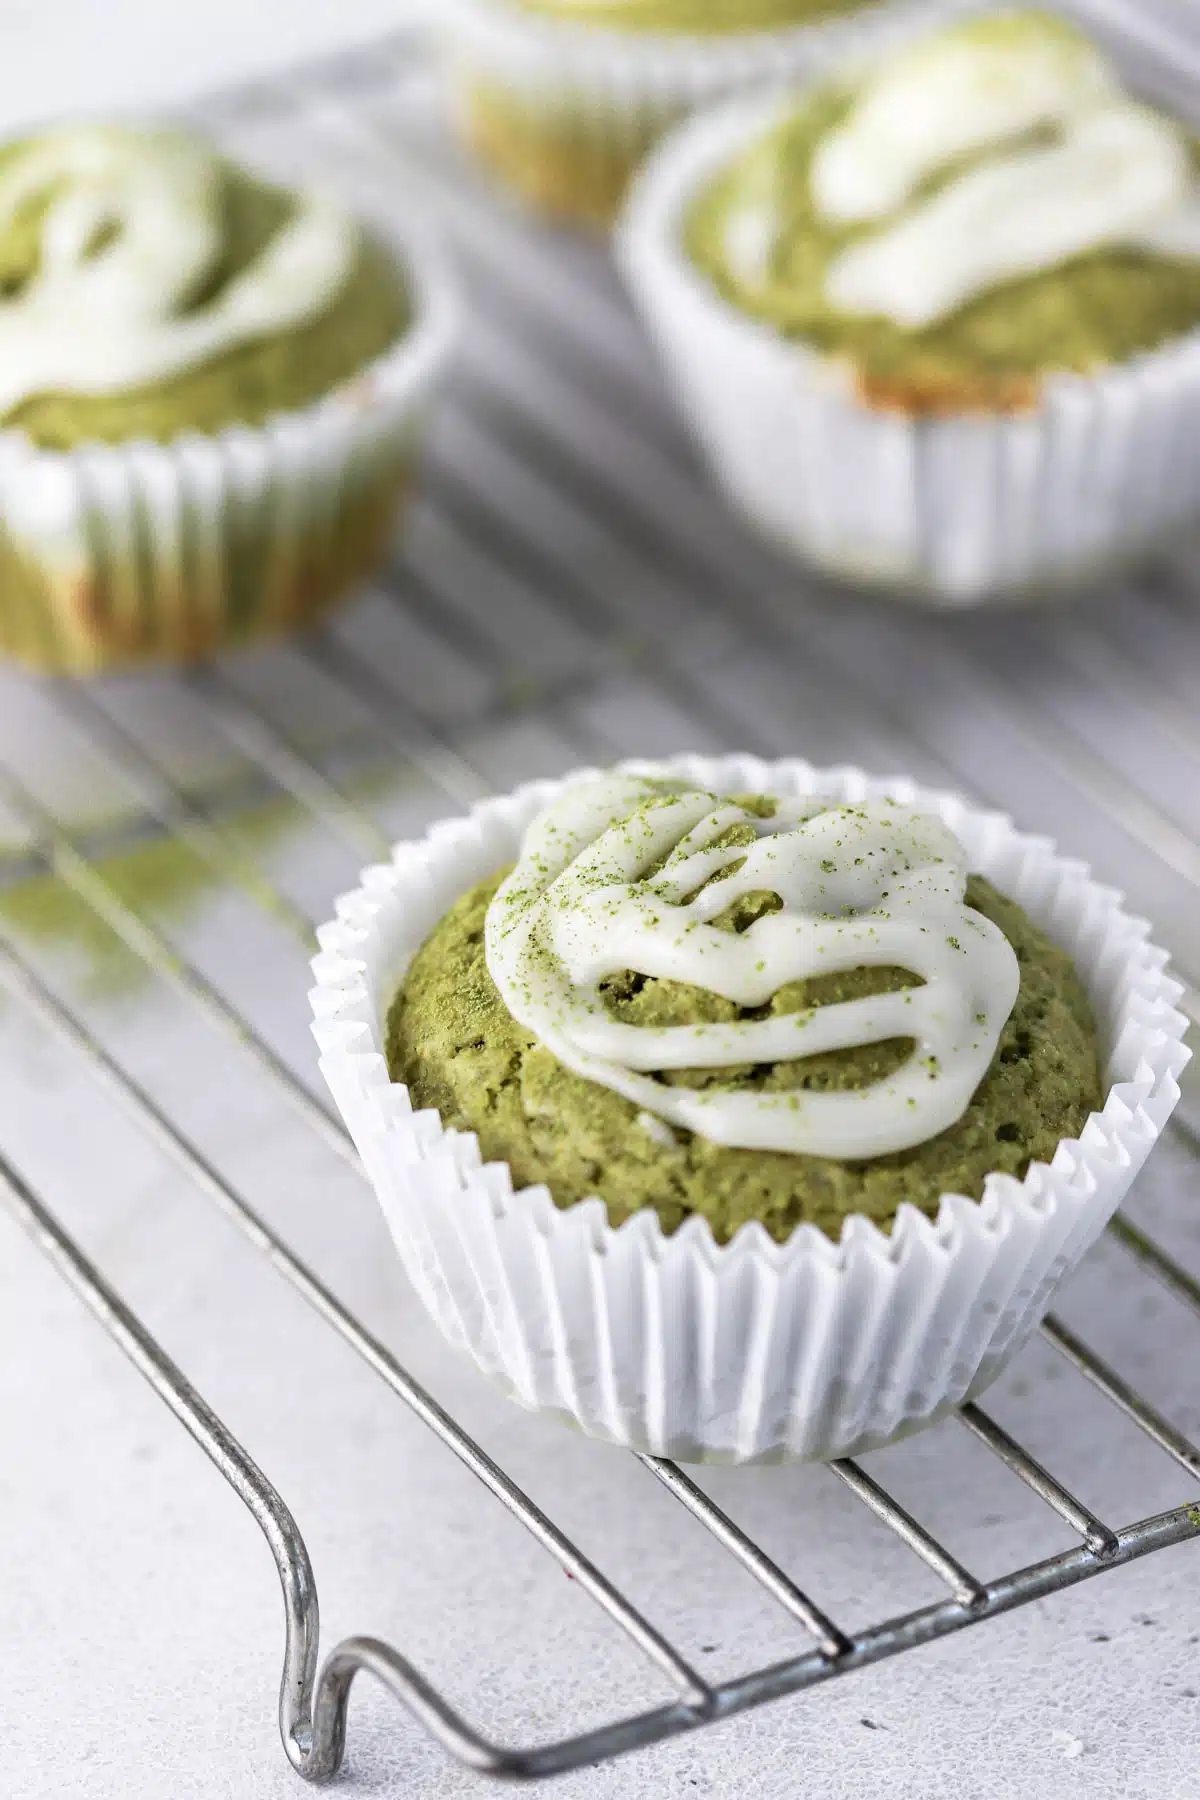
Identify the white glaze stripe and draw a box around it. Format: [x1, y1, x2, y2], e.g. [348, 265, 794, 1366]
[827, 102, 1193, 332]
[0, 126, 359, 411]
[806, 15, 1200, 329]
[485, 775, 1020, 1158]
[811, 16, 1116, 225]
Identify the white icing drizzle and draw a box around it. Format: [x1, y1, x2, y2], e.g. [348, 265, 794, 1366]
[722, 199, 779, 286]
[0, 126, 359, 412]
[827, 103, 1191, 332]
[485, 776, 1020, 1159]
[811, 18, 1116, 226]
[806, 16, 1200, 329]
[636, 1110, 679, 1149]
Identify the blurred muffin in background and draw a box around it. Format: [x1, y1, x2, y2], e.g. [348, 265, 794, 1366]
[0, 123, 457, 674]
[436, 0, 963, 229]
[619, 9, 1200, 600]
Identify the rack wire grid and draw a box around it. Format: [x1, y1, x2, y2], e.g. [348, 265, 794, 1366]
[4, 8, 1200, 1794]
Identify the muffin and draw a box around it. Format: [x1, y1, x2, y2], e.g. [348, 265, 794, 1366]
[311, 756, 1187, 1464]
[437, 0, 964, 229]
[0, 123, 457, 673]
[618, 11, 1200, 600]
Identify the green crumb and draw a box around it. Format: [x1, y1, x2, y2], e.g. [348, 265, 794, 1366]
[387, 842, 1102, 1246]
[1187, 1503, 1200, 1530]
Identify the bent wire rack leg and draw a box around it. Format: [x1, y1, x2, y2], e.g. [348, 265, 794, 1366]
[0, 1156, 717, 1784]
[5, 882, 1199, 1784]
[1, 1154, 338, 1783]
[8, 1148, 1200, 1788]
[8, 1139, 1200, 1785]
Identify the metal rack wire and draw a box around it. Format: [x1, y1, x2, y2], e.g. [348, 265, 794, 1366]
[3, 14, 1200, 1789]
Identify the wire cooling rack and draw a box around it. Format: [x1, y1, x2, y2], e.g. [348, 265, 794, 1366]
[3, 8, 1200, 1791]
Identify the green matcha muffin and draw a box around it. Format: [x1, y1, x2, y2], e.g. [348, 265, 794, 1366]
[312, 756, 1187, 1462]
[437, 0, 940, 230]
[0, 123, 457, 672]
[619, 11, 1200, 598]
[685, 12, 1200, 413]
[387, 794, 1101, 1245]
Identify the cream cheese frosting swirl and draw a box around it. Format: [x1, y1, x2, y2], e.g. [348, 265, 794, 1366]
[0, 125, 359, 412]
[485, 776, 1020, 1159]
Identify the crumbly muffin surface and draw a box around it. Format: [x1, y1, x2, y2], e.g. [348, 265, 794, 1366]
[388, 863, 1102, 1245]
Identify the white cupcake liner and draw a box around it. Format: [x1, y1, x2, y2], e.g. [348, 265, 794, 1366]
[309, 755, 1189, 1466]
[616, 85, 1200, 604]
[436, 0, 973, 221]
[0, 221, 459, 673]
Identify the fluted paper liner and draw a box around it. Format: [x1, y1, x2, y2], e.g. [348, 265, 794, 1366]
[437, 0, 972, 226]
[0, 223, 459, 673]
[310, 756, 1189, 1464]
[617, 88, 1200, 603]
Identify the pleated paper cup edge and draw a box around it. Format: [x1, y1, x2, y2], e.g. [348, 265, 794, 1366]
[437, 0, 977, 230]
[436, 0, 977, 95]
[308, 757, 1189, 1458]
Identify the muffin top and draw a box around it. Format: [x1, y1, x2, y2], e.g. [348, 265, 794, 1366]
[508, 0, 869, 35]
[0, 124, 408, 450]
[388, 773, 1101, 1243]
[686, 10, 1200, 410]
